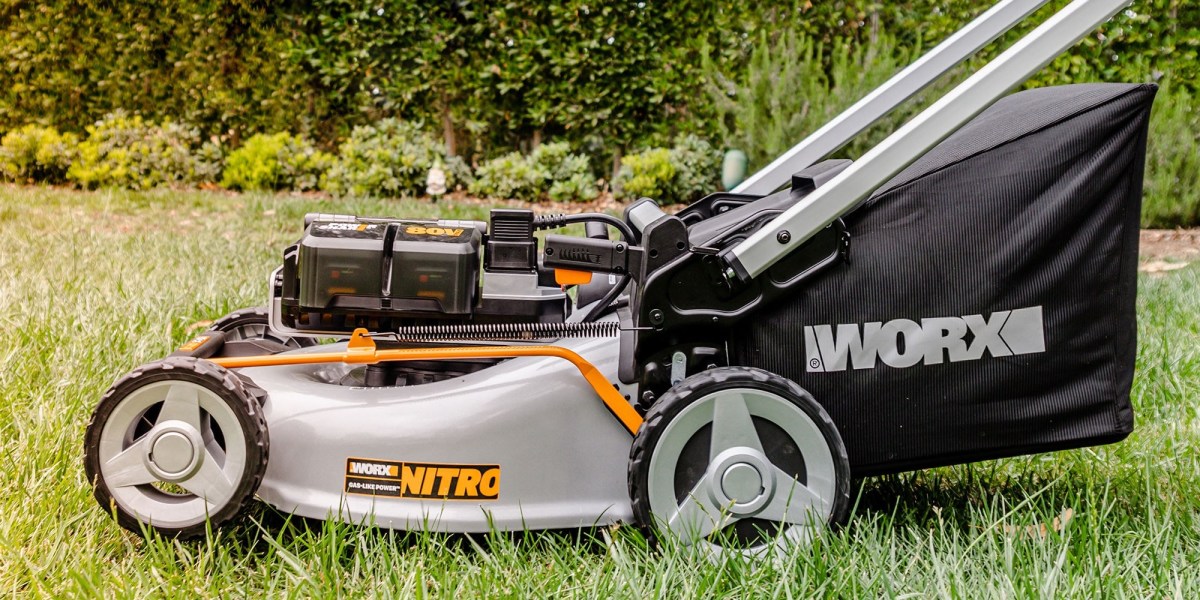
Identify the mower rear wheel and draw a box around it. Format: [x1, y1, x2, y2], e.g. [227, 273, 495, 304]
[84, 357, 268, 538]
[208, 306, 315, 350]
[628, 366, 849, 558]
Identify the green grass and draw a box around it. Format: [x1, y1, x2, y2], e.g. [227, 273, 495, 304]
[1143, 86, 1200, 229]
[1, 185, 1198, 597]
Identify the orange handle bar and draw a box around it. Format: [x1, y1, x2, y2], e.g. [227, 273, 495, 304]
[207, 329, 643, 435]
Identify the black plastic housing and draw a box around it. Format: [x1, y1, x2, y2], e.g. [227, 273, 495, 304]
[485, 209, 537, 272]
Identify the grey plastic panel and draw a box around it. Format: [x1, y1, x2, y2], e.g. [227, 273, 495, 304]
[248, 325, 636, 532]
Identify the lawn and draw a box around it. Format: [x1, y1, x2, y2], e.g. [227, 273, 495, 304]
[1, 186, 1197, 598]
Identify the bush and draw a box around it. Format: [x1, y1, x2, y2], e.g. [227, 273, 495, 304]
[615, 148, 674, 201]
[665, 135, 722, 203]
[0, 125, 79, 183]
[470, 152, 544, 201]
[708, 29, 915, 173]
[531, 142, 598, 203]
[321, 119, 465, 198]
[66, 112, 221, 189]
[1142, 86, 1200, 228]
[221, 133, 333, 192]
[469, 142, 597, 202]
[616, 135, 721, 203]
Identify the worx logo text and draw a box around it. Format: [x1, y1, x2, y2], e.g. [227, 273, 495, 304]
[804, 306, 1045, 372]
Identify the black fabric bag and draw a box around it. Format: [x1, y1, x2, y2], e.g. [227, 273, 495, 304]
[729, 83, 1156, 476]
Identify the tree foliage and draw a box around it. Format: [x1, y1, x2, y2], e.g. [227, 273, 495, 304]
[0, 0, 1193, 164]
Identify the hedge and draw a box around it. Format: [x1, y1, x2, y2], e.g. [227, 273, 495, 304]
[1, 0, 1193, 165]
[0, 1, 1196, 223]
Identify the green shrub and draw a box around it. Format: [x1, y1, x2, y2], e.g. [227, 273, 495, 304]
[0, 125, 79, 183]
[615, 148, 674, 201]
[470, 152, 544, 201]
[221, 132, 333, 192]
[615, 135, 721, 203]
[548, 172, 601, 203]
[66, 112, 221, 189]
[532, 142, 598, 203]
[321, 119, 464, 198]
[664, 135, 721, 203]
[1142, 86, 1200, 228]
[469, 142, 597, 202]
[221, 133, 285, 191]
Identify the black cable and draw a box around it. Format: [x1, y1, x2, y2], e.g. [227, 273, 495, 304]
[582, 274, 630, 323]
[533, 213, 637, 244]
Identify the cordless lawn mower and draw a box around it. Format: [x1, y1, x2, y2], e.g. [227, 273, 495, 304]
[84, 0, 1154, 557]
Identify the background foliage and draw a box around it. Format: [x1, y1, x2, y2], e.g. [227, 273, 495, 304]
[0, 124, 77, 183]
[0, 0, 1196, 220]
[66, 112, 222, 190]
[221, 132, 332, 192]
[2, 1, 1193, 156]
[470, 141, 598, 202]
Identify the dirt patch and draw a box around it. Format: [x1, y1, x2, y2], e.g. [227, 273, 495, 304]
[1140, 229, 1200, 273]
[1137, 228, 1195, 261]
[1140, 229, 1200, 261]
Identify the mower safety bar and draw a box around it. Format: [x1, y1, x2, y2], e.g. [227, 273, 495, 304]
[207, 328, 644, 435]
[723, 0, 1132, 281]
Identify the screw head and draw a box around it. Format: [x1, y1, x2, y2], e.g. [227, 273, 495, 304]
[639, 390, 656, 410]
[776, 230, 791, 244]
[649, 309, 665, 324]
[545, 247, 554, 256]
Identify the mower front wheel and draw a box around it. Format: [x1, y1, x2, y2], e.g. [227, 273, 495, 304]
[84, 357, 268, 538]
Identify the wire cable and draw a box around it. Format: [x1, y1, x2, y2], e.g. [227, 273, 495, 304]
[533, 213, 637, 244]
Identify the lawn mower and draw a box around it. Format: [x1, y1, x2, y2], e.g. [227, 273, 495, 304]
[84, 0, 1153, 557]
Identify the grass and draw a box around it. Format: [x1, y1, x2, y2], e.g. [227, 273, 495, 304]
[1, 185, 1198, 597]
[1143, 86, 1200, 229]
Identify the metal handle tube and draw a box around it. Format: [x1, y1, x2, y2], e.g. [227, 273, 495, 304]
[733, 0, 1051, 196]
[724, 0, 1131, 279]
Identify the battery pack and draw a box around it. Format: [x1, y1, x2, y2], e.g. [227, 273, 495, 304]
[297, 220, 481, 316]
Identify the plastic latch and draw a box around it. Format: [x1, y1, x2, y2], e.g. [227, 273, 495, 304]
[554, 268, 594, 286]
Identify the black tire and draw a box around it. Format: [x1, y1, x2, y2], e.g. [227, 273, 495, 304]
[628, 366, 850, 552]
[208, 306, 316, 350]
[84, 357, 269, 538]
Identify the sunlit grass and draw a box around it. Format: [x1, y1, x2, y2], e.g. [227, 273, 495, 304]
[0, 185, 1197, 597]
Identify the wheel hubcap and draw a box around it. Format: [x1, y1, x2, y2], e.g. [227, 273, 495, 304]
[708, 447, 774, 515]
[721, 464, 761, 503]
[146, 425, 203, 480]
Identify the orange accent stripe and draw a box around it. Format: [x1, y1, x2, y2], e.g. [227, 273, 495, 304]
[208, 329, 643, 435]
